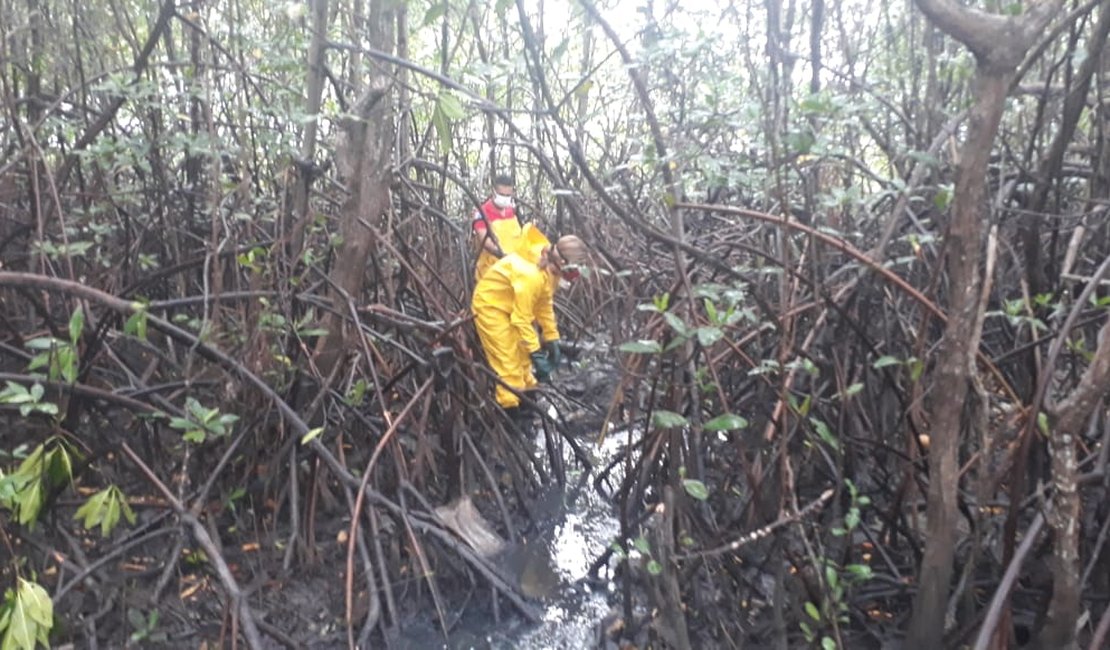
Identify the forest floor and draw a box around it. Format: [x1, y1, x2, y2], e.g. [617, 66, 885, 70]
[44, 351, 628, 649]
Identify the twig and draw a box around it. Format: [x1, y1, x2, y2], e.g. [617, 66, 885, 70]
[345, 376, 433, 647]
[52, 527, 176, 603]
[1090, 601, 1110, 650]
[972, 512, 1045, 650]
[676, 489, 834, 560]
[120, 443, 266, 650]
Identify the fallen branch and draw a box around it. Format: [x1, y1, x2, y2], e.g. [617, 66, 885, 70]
[676, 488, 834, 560]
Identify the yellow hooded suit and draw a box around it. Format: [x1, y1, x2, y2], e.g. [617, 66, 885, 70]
[471, 225, 560, 408]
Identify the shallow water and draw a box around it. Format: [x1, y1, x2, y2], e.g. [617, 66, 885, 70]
[396, 408, 630, 650]
[497, 428, 625, 648]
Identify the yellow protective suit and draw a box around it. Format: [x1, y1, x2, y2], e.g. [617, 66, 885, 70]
[514, 223, 549, 264]
[472, 234, 560, 408]
[473, 214, 523, 281]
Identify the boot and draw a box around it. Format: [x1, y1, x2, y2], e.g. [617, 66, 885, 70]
[503, 406, 534, 434]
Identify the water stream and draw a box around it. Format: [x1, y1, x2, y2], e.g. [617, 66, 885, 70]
[397, 402, 629, 650]
[490, 424, 625, 649]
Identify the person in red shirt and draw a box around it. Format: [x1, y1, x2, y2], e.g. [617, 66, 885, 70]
[472, 174, 523, 281]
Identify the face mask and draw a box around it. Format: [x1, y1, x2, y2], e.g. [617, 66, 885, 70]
[492, 194, 513, 209]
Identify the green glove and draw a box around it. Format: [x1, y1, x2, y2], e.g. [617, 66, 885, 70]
[530, 350, 554, 382]
[545, 340, 562, 368]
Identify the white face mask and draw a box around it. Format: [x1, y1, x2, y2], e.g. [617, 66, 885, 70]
[492, 194, 513, 209]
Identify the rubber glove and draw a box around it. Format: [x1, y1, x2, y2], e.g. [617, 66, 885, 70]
[530, 350, 554, 383]
[545, 341, 562, 368]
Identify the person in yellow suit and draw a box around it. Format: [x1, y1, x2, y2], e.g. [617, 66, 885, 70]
[472, 226, 588, 414]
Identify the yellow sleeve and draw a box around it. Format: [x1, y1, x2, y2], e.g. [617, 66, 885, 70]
[535, 279, 560, 343]
[510, 270, 544, 353]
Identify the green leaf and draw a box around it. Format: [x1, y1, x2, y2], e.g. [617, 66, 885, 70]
[104, 494, 120, 537]
[695, 326, 724, 347]
[301, 426, 325, 445]
[785, 129, 815, 155]
[618, 340, 662, 354]
[633, 536, 651, 554]
[663, 338, 686, 353]
[26, 353, 48, 372]
[810, 418, 839, 451]
[805, 601, 821, 621]
[1037, 411, 1050, 437]
[59, 346, 78, 384]
[872, 355, 901, 369]
[436, 92, 466, 121]
[44, 446, 73, 486]
[845, 563, 873, 581]
[16, 481, 43, 526]
[168, 417, 192, 430]
[0, 382, 32, 403]
[682, 479, 709, 501]
[842, 382, 864, 397]
[21, 578, 52, 629]
[908, 357, 925, 382]
[662, 312, 690, 337]
[2, 578, 53, 650]
[646, 559, 662, 575]
[75, 490, 107, 531]
[651, 410, 687, 429]
[704, 413, 748, 432]
[933, 185, 952, 211]
[69, 307, 84, 347]
[793, 394, 813, 417]
[73, 486, 135, 537]
[14, 446, 45, 477]
[703, 298, 719, 324]
[431, 103, 451, 153]
[127, 607, 146, 630]
[183, 429, 205, 444]
[186, 398, 211, 422]
[124, 310, 148, 341]
[822, 636, 837, 650]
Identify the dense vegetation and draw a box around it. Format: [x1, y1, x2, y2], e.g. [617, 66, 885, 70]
[2, 0, 1109, 648]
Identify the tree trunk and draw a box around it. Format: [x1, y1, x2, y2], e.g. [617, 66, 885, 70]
[314, 0, 395, 377]
[288, 0, 331, 259]
[1031, 258, 1110, 650]
[905, 1, 1061, 647]
[906, 69, 1009, 648]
